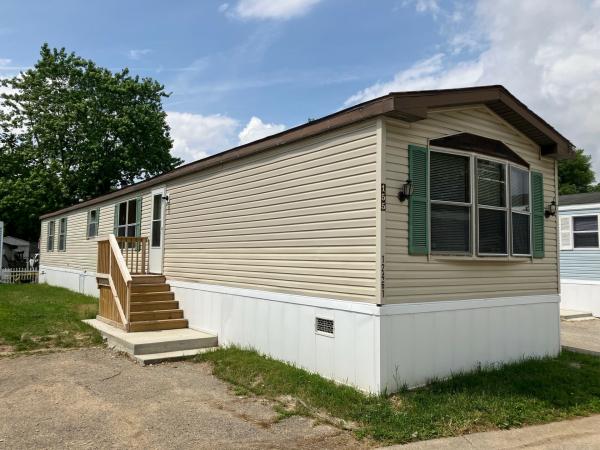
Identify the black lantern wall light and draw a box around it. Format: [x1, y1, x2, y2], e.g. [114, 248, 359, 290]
[398, 179, 414, 202]
[545, 199, 557, 218]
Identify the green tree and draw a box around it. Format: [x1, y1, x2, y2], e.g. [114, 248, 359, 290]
[0, 44, 182, 241]
[558, 149, 598, 195]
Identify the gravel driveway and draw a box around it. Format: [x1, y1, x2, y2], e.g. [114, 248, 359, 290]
[0, 348, 368, 450]
[561, 318, 600, 355]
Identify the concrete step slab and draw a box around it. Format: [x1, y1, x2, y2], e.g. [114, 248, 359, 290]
[560, 309, 593, 320]
[134, 347, 218, 365]
[84, 319, 218, 355]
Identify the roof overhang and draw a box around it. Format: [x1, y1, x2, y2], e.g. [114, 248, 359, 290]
[40, 85, 574, 220]
[385, 86, 574, 158]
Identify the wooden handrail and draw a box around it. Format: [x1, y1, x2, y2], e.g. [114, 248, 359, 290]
[97, 234, 136, 331]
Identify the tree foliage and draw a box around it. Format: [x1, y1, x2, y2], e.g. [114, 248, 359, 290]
[0, 44, 182, 241]
[558, 149, 600, 195]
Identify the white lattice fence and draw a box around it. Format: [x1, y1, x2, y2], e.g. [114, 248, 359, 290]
[0, 268, 39, 284]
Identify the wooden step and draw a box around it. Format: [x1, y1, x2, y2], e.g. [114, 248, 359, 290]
[131, 291, 174, 302]
[130, 300, 179, 312]
[130, 309, 184, 322]
[131, 283, 170, 293]
[129, 318, 188, 332]
[131, 275, 166, 284]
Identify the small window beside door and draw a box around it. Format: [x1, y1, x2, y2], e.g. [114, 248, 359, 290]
[115, 198, 140, 237]
[151, 194, 163, 247]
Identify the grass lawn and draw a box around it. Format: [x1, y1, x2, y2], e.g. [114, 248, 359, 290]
[197, 347, 600, 445]
[0, 283, 102, 352]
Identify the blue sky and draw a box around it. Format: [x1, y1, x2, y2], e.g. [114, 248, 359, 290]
[2, 0, 600, 172]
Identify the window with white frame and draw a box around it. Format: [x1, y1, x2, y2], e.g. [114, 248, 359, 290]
[430, 151, 471, 254]
[47, 220, 55, 251]
[58, 218, 67, 251]
[572, 216, 599, 248]
[87, 209, 99, 239]
[429, 148, 531, 256]
[115, 199, 139, 237]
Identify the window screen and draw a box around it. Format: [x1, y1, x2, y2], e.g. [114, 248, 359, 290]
[573, 216, 599, 248]
[510, 167, 531, 255]
[47, 221, 55, 251]
[431, 204, 470, 253]
[477, 159, 506, 207]
[430, 152, 470, 203]
[430, 151, 471, 254]
[477, 159, 507, 255]
[478, 208, 507, 254]
[58, 218, 67, 251]
[87, 209, 99, 238]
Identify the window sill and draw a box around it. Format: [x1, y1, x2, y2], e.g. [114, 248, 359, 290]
[431, 255, 532, 263]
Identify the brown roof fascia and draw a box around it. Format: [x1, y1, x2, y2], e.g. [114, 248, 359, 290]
[389, 85, 574, 158]
[40, 85, 573, 220]
[40, 95, 396, 219]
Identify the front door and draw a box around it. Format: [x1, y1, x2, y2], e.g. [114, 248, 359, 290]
[148, 187, 166, 274]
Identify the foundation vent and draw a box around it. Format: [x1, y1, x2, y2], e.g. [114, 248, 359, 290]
[315, 317, 334, 336]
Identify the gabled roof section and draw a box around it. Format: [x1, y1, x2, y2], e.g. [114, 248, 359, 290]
[40, 85, 574, 219]
[430, 133, 530, 168]
[386, 85, 574, 158]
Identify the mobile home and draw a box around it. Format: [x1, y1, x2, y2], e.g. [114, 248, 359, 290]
[39, 85, 573, 393]
[559, 192, 600, 317]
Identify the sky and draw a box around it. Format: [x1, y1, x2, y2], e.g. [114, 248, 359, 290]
[1, 0, 600, 173]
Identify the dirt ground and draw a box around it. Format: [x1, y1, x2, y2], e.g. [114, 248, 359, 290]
[0, 348, 369, 450]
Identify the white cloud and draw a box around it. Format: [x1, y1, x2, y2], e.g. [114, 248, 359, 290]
[229, 0, 321, 20]
[405, 0, 440, 15]
[166, 112, 287, 163]
[128, 49, 152, 60]
[347, 0, 600, 173]
[218, 3, 229, 13]
[0, 58, 11, 67]
[166, 112, 239, 162]
[238, 116, 286, 145]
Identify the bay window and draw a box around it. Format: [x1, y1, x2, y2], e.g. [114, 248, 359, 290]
[429, 148, 531, 256]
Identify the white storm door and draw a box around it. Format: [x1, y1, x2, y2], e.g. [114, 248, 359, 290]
[148, 187, 166, 274]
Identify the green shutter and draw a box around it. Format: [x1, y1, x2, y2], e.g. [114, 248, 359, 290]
[531, 171, 545, 258]
[63, 218, 67, 251]
[135, 197, 142, 237]
[113, 204, 119, 236]
[408, 144, 429, 255]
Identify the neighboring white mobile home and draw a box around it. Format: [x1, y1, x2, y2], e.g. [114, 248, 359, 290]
[559, 192, 600, 317]
[39, 86, 573, 393]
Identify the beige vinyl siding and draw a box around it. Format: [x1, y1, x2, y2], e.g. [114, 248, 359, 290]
[163, 121, 379, 302]
[39, 192, 152, 272]
[383, 106, 558, 304]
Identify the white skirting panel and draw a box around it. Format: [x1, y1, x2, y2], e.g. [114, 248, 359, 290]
[170, 279, 560, 393]
[561, 280, 600, 317]
[169, 280, 382, 393]
[379, 295, 561, 392]
[39, 265, 99, 298]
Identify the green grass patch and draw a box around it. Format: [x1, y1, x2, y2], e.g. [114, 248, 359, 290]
[0, 283, 103, 352]
[197, 347, 600, 444]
